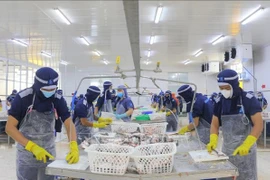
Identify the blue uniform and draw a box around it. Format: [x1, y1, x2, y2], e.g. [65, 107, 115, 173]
[213, 91, 261, 125]
[116, 98, 134, 122]
[73, 98, 93, 121]
[9, 88, 70, 127]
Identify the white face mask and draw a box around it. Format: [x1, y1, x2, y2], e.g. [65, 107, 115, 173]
[221, 89, 232, 99]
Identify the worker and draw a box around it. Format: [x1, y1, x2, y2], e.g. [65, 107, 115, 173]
[111, 89, 117, 110]
[115, 85, 134, 122]
[176, 96, 184, 114]
[95, 81, 113, 118]
[156, 91, 164, 112]
[209, 92, 218, 105]
[6, 89, 17, 109]
[207, 69, 263, 180]
[257, 91, 268, 110]
[177, 85, 213, 144]
[5, 67, 79, 180]
[74, 86, 112, 144]
[163, 90, 178, 132]
[151, 94, 158, 108]
[55, 89, 64, 135]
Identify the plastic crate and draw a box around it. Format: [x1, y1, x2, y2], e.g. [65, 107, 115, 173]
[111, 122, 141, 133]
[140, 123, 168, 135]
[131, 143, 177, 174]
[85, 144, 134, 175]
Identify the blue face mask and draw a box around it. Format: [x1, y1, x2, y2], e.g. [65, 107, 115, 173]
[41, 90, 55, 98]
[117, 92, 123, 98]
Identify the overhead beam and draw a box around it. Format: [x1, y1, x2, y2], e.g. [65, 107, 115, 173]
[123, 0, 141, 89]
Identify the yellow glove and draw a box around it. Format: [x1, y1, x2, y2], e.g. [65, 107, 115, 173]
[166, 112, 171, 116]
[98, 117, 112, 124]
[25, 141, 54, 163]
[66, 141, 79, 164]
[233, 135, 257, 156]
[93, 122, 108, 128]
[178, 126, 190, 135]
[207, 134, 218, 153]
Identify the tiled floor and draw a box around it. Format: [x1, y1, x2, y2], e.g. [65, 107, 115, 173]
[0, 141, 270, 180]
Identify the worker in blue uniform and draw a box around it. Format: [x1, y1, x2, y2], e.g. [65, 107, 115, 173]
[111, 89, 117, 111]
[6, 67, 79, 180]
[73, 86, 112, 145]
[207, 69, 263, 180]
[54, 89, 64, 135]
[94, 81, 113, 118]
[156, 91, 164, 112]
[177, 85, 213, 145]
[162, 90, 178, 132]
[6, 89, 18, 108]
[256, 91, 268, 110]
[115, 85, 134, 122]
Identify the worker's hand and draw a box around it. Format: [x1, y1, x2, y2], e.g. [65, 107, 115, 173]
[233, 135, 257, 156]
[166, 112, 171, 116]
[115, 113, 127, 120]
[25, 141, 54, 163]
[98, 117, 112, 124]
[178, 126, 190, 135]
[66, 141, 79, 164]
[93, 122, 108, 128]
[206, 134, 218, 153]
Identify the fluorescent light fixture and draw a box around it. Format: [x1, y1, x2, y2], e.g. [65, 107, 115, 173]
[149, 36, 155, 45]
[11, 38, 28, 47]
[93, 50, 101, 56]
[54, 8, 71, 25]
[241, 6, 264, 25]
[41, 51, 52, 58]
[184, 61, 192, 65]
[144, 59, 152, 65]
[194, 49, 203, 57]
[211, 35, 225, 45]
[103, 59, 109, 65]
[147, 50, 151, 58]
[154, 6, 163, 24]
[182, 59, 190, 64]
[60, 60, 69, 65]
[80, 36, 90, 46]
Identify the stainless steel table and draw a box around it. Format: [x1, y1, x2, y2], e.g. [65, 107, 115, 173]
[46, 138, 238, 180]
[0, 116, 10, 145]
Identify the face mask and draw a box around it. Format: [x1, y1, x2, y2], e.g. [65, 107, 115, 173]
[221, 89, 232, 99]
[41, 90, 55, 98]
[117, 92, 123, 98]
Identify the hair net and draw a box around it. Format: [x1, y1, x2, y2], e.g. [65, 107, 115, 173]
[217, 69, 240, 97]
[103, 81, 112, 100]
[85, 86, 101, 103]
[177, 85, 194, 103]
[117, 85, 128, 97]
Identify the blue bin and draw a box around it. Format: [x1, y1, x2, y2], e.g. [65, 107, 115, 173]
[142, 111, 153, 115]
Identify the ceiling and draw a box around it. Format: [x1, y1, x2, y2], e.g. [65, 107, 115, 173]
[0, 1, 270, 73]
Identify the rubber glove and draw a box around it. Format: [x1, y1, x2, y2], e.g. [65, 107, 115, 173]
[206, 134, 218, 153]
[166, 112, 171, 116]
[178, 126, 190, 135]
[233, 135, 257, 156]
[93, 122, 108, 128]
[25, 140, 54, 163]
[98, 117, 112, 124]
[115, 113, 128, 120]
[66, 141, 79, 164]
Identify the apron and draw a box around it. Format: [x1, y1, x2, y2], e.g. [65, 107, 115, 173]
[16, 94, 55, 180]
[75, 104, 94, 144]
[102, 90, 113, 113]
[165, 101, 178, 132]
[116, 98, 131, 122]
[219, 97, 257, 180]
[196, 117, 210, 144]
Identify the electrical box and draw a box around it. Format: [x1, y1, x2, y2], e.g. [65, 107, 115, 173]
[202, 62, 220, 75]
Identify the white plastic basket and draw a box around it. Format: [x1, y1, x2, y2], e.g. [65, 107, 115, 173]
[111, 122, 141, 133]
[140, 123, 168, 135]
[132, 143, 177, 174]
[85, 144, 134, 175]
[148, 113, 166, 121]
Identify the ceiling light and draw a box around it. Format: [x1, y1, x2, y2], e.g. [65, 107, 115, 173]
[54, 8, 71, 25]
[211, 35, 225, 45]
[241, 6, 264, 25]
[41, 51, 52, 58]
[182, 59, 190, 64]
[11, 38, 28, 47]
[184, 61, 192, 65]
[93, 50, 101, 56]
[60, 60, 69, 65]
[103, 59, 109, 65]
[149, 36, 155, 45]
[194, 49, 203, 57]
[80, 36, 90, 46]
[154, 6, 163, 24]
[147, 50, 151, 57]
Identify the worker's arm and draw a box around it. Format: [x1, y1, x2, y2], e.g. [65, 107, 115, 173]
[187, 117, 199, 130]
[210, 115, 220, 135]
[80, 118, 94, 127]
[6, 115, 29, 146]
[250, 112, 263, 138]
[63, 117, 77, 142]
[126, 108, 134, 116]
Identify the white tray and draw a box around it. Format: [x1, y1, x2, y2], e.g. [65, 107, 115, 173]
[189, 150, 229, 162]
[47, 156, 89, 170]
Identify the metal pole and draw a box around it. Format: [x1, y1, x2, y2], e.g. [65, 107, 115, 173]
[243, 66, 257, 93]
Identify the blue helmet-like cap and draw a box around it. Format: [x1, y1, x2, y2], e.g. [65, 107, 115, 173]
[85, 86, 101, 103]
[12, 89, 18, 94]
[117, 85, 128, 97]
[57, 89, 63, 95]
[177, 85, 194, 103]
[217, 69, 240, 97]
[103, 81, 112, 90]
